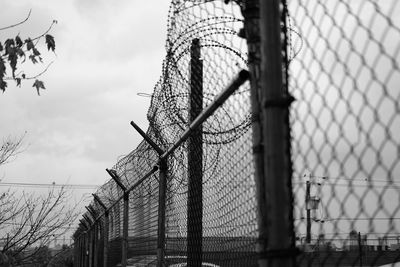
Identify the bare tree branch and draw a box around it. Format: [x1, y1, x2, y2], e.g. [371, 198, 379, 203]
[0, 133, 25, 166]
[0, 187, 80, 265]
[0, 9, 32, 31]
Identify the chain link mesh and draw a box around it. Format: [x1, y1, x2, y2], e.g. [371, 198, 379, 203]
[74, 0, 257, 266]
[73, 0, 400, 266]
[288, 0, 400, 265]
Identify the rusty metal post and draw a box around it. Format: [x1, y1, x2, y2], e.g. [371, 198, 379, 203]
[187, 38, 203, 267]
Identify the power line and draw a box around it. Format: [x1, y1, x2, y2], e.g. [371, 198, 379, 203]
[0, 182, 100, 189]
[298, 217, 400, 221]
[298, 175, 400, 184]
[293, 181, 400, 189]
[0, 221, 76, 230]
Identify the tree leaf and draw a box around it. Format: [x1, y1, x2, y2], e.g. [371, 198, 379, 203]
[8, 48, 17, 77]
[0, 42, 3, 52]
[32, 79, 45, 95]
[32, 48, 41, 56]
[29, 54, 38, 64]
[4, 38, 15, 55]
[16, 78, 21, 87]
[0, 58, 7, 91]
[0, 57, 5, 78]
[0, 79, 7, 92]
[15, 36, 23, 47]
[17, 47, 25, 58]
[45, 34, 55, 52]
[25, 38, 34, 51]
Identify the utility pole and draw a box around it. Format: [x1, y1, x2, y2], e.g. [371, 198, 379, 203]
[358, 232, 363, 267]
[306, 180, 311, 244]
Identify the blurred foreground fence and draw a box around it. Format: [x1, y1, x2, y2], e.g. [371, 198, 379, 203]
[73, 0, 400, 266]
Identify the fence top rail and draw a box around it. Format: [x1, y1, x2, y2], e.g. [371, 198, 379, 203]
[159, 69, 249, 161]
[75, 165, 159, 237]
[74, 70, 249, 238]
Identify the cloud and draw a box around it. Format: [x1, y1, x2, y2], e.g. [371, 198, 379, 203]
[0, 1, 170, 187]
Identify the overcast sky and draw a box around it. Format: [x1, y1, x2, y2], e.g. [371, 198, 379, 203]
[0, 0, 171, 195]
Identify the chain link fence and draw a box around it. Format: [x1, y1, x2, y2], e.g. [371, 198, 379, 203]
[73, 0, 256, 266]
[289, 0, 400, 266]
[73, 0, 400, 266]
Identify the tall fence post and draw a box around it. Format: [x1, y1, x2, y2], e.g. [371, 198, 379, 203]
[122, 192, 129, 267]
[157, 159, 167, 267]
[106, 169, 129, 267]
[83, 214, 93, 267]
[187, 37, 203, 267]
[130, 121, 166, 267]
[86, 206, 98, 267]
[85, 231, 89, 267]
[81, 219, 90, 267]
[79, 235, 83, 267]
[93, 193, 109, 267]
[260, 0, 296, 265]
[244, 0, 296, 266]
[104, 211, 109, 267]
[74, 236, 80, 267]
[79, 236, 83, 267]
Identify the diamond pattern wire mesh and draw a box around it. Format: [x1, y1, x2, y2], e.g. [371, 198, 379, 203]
[72, 0, 400, 266]
[73, 1, 258, 266]
[158, 1, 256, 266]
[288, 0, 400, 265]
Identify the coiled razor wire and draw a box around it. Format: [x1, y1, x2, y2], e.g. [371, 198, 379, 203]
[76, 0, 257, 256]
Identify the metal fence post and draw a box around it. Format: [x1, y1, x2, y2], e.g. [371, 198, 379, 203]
[130, 121, 166, 267]
[86, 206, 98, 267]
[85, 231, 89, 267]
[259, 0, 296, 265]
[80, 235, 83, 267]
[106, 168, 129, 267]
[79, 236, 83, 267]
[80, 219, 90, 267]
[75, 236, 80, 267]
[122, 192, 129, 267]
[93, 193, 109, 267]
[242, 0, 267, 265]
[187, 37, 203, 267]
[244, 0, 296, 266]
[83, 215, 93, 267]
[157, 159, 167, 267]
